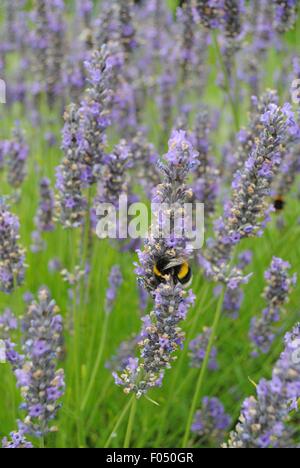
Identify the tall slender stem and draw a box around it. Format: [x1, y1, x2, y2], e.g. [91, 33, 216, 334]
[124, 396, 137, 449]
[104, 397, 133, 448]
[81, 311, 110, 412]
[181, 286, 225, 448]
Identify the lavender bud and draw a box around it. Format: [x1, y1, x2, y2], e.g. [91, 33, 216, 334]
[106, 334, 140, 372]
[223, 0, 244, 38]
[189, 327, 219, 370]
[195, 0, 224, 29]
[192, 108, 219, 217]
[79, 44, 119, 184]
[56, 104, 87, 228]
[105, 266, 123, 314]
[225, 323, 300, 448]
[96, 140, 132, 208]
[114, 131, 198, 396]
[3, 124, 29, 189]
[2, 431, 33, 449]
[250, 257, 296, 356]
[16, 287, 65, 437]
[201, 101, 296, 285]
[0, 203, 26, 293]
[192, 397, 232, 444]
[35, 178, 55, 232]
[274, 0, 298, 33]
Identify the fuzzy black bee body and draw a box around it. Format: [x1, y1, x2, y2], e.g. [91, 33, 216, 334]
[273, 195, 285, 212]
[153, 257, 192, 287]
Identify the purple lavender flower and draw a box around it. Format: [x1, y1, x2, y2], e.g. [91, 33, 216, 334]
[195, 0, 224, 29]
[192, 397, 232, 444]
[118, 0, 137, 59]
[2, 431, 33, 449]
[106, 334, 140, 372]
[250, 257, 296, 357]
[192, 108, 219, 218]
[200, 101, 296, 287]
[35, 178, 55, 232]
[31, 178, 55, 253]
[96, 140, 132, 209]
[114, 130, 197, 396]
[0, 203, 26, 294]
[114, 283, 195, 397]
[189, 328, 219, 370]
[0, 309, 18, 335]
[3, 124, 29, 189]
[105, 266, 123, 313]
[79, 44, 121, 184]
[223, 0, 245, 38]
[56, 104, 87, 228]
[214, 250, 252, 319]
[225, 323, 300, 448]
[274, 0, 298, 33]
[14, 287, 65, 437]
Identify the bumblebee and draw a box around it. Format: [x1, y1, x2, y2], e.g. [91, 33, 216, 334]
[153, 257, 192, 287]
[273, 195, 285, 212]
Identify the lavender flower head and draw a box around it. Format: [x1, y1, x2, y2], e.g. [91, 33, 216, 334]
[96, 140, 132, 209]
[137, 130, 198, 294]
[105, 266, 123, 313]
[114, 283, 195, 397]
[56, 104, 86, 228]
[200, 102, 296, 287]
[195, 0, 225, 29]
[225, 323, 300, 448]
[250, 257, 296, 357]
[274, 0, 298, 33]
[192, 397, 232, 444]
[189, 327, 218, 370]
[31, 178, 55, 253]
[2, 431, 33, 449]
[0, 309, 18, 336]
[114, 130, 198, 396]
[14, 288, 65, 437]
[223, 0, 245, 38]
[3, 124, 29, 189]
[79, 44, 121, 184]
[0, 203, 26, 294]
[106, 334, 140, 373]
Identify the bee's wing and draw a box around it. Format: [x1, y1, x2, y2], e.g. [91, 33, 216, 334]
[163, 258, 186, 270]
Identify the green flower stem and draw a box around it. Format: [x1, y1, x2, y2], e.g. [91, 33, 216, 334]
[181, 286, 225, 448]
[80, 311, 110, 412]
[124, 396, 137, 449]
[104, 396, 133, 448]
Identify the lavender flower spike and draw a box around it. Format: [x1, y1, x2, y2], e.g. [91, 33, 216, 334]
[189, 327, 219, 370]
[274, 0, 298, 33]
[114, 283, 195, 397]
[79, 44, 118, 185]
[105, 266, 123, 313]
[114, 130, 197, 396]
[31, 178, 55, 253]
[56, 104, 86, 228]
[14, 287, 65, 437]
[2, 431, 33, 449]
[225, 323, 300, 448]
[192, 397, 232, 445]
[0, 202, 26, 293]
[195, 0, 224, 29]
[200, 101, 296, 287]
[250, 257, 296, 357]
[4, 123, 29, 189]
